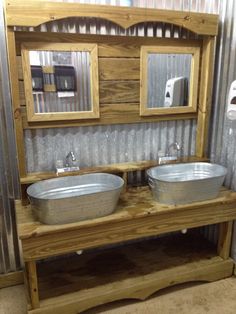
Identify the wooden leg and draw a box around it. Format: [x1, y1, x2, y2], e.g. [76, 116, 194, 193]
[122, 172, 128, 192]
[23, 263, 31, 306]
[26, 261, 40, 309]
[217, 221, 233, 260]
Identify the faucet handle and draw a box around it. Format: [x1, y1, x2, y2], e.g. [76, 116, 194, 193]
[65, 151, 77, 167]
[167, 142, 182, 158]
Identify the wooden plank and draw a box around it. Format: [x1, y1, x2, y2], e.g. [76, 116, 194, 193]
[35, 234, 224, 300]
[217, 221, 233, 259]
[20, 160, 158, 184]
[43, 84, 56, 92]
[100, 81, 139, 103]
[0, 271, 24, 289]
[17, 55, 23, 80]
[16, 187, 236, 260]
[19, 157, 208, 185]
[6, 28, 27, 176]
[23, 263, 32, 306]
[42, 66, 54, 74]
[196, 36, 216, 157]
[90, 44, 100, 119]
[15, 32, 202, 57]
[19, 80, 25, 105]
[27, 235, 232, 313]
[27, 261, 40, 309]
[99, 58, 140, 80]
[6, 1, 219, 36]
[20, 103, 197, 130]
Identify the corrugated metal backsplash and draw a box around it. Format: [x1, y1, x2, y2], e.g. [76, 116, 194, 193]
[25, 120, 196, 172]
[22, 0, 220, 173]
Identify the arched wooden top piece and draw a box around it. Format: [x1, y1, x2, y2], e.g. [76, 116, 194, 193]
[6, 1, 218, 36]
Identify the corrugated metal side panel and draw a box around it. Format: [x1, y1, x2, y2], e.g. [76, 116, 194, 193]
[209, 0, 236, 259]
[0, 2, 21, 273]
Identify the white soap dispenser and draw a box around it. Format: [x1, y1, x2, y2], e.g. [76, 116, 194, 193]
[164, 76, 186, 107]
[227, 80, 236, 120]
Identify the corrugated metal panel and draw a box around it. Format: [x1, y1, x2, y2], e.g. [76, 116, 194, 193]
[25, 120, 196, 172]
[0, 2, 21, 274]
[209, 0, 236, 259]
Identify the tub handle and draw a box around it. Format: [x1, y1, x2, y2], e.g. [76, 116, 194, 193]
[148, 177, 155, 189]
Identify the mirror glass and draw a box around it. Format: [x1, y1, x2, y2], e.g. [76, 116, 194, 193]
[147, 53, 192, 108]
[140, 45, 200, 116]
[29, 50, 92, 113]
[22, 43, 99, 122]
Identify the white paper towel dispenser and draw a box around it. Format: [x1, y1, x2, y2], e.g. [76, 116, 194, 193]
[227, 80, 236, 120]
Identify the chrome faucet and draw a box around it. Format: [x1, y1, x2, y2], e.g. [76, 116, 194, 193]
[158, 142, 182, 164]
[56, 151, 80, 175]
[167, 142, 182, 158]
[65, 151, 76, 167]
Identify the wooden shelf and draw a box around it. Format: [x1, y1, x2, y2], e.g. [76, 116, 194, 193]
[27, 233, 233, 314]
[20, 157, 209, 185]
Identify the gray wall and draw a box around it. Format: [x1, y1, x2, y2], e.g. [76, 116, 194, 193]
[209, 0, 236, 259]
[0, 1, 21, 273]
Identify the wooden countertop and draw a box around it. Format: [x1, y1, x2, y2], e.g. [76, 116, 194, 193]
[16, 186, 236, 240]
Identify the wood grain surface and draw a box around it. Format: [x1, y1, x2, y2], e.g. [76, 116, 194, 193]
[26, 234, 233, 314]
[6, 1, 219, 36]
[16, 186, 236, 261]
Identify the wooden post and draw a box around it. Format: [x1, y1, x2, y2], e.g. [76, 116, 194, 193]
[122, 172, 128, 192]
[6, 27, 27, 177]
[217, 221, 233, 260]
[196, 36, 216, 157]
[26, 261, 40, 309]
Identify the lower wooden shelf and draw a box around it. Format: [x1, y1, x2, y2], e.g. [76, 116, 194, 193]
[28, 233, 234, 314]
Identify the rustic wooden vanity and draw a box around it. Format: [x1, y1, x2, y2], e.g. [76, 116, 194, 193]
[15, 160, 236, 314]
[5, 1, 227, 313]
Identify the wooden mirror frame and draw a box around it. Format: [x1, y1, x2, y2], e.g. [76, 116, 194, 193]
[140, 45, 200, 116]
[21, 42, 99, 122]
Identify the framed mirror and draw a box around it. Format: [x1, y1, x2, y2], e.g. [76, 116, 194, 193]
[140, 45, 200, 116]
[21, 43, 99, 122]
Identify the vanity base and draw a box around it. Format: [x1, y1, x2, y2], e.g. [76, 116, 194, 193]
[27, 233, 234, 314]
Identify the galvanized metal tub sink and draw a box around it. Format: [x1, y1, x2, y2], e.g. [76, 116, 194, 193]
[27, 173, 124, 225]
[147, 162, 227, 205]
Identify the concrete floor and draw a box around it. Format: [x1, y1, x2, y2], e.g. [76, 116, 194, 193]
[1, 277, 236, 314]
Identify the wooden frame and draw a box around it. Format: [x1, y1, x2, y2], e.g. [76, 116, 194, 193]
[16, 32, 200, 131]
[21, 42, 99, 122]
[6, 1, 218, 36]
[0, 271, 23, 289]
[140, 45, 200, 116]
